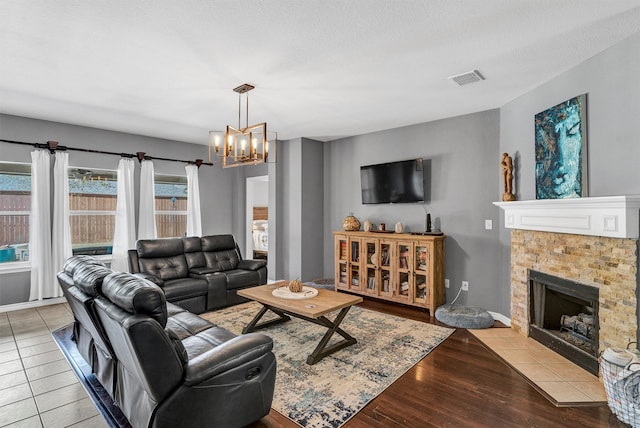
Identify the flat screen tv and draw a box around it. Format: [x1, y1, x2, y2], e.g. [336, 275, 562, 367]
[360, 158, 425, 204]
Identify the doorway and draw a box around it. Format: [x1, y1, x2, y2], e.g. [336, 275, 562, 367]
[245, 175, 269, 264]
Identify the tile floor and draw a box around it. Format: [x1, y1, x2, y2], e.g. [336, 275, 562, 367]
[0, 303, 108, 428]
[470, 327, 608, 406]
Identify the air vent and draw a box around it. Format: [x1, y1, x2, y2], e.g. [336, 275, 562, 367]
[448, 70, 485, 86]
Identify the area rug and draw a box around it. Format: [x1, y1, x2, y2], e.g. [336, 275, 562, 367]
[201, 302, 453, 428]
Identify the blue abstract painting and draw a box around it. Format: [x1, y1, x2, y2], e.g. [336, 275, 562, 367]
[535, 94, 588, 199]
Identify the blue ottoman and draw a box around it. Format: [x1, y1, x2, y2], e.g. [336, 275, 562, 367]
[435, 304, 494, 329]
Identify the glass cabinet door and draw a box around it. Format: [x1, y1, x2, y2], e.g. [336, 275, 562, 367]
[348, 238, 362, 291]
[364, 240, 379, 295]
[392, 242, 411, 302]
[379, 241, 392, 298]
[335, 235, 348, 289]
[413, 243, 430, 304]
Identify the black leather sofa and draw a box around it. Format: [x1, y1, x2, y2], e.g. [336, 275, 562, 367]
[128, 235, 267, 314]
[57, 255, 276, 428]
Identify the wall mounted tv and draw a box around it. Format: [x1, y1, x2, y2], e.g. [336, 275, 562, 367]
[360, 158, 425, 204]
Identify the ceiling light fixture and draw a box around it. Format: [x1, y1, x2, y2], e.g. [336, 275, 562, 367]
[209, 84, 276, 168]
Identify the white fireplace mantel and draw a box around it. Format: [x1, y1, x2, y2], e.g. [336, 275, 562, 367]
[493, 195, 640, 239]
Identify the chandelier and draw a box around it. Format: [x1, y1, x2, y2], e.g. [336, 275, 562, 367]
[209, 84, 276, 168]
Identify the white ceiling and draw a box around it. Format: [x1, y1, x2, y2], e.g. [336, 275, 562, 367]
[1, 1, 640, 144]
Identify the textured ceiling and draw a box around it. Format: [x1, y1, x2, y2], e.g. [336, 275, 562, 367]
[1, 1, 640, 144]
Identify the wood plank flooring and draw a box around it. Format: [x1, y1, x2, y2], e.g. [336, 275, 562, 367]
[249, 297, 625, 428]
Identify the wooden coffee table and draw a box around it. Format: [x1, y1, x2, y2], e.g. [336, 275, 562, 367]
[237, 282, 363, 365]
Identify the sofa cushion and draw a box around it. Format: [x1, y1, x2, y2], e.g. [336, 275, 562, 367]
[223, 269, 260, 290]
[162, 278, 208, 302]
[72, 264, 113, 297]
[133, 272, 165, 288]
[166, 311, 215, 340]
[182, 237, 206, 269]
[64, 255, 106, 275]
[101, 272, 168, 327]
[200, 235, 236, 252]
[136, 238, 184, 258]
[181, 326, 238, 361]
[238, 259, 267, 271]
[203, 249, 240, 272]
[166, 302, 187, 317]
[138, 254, 189, 281]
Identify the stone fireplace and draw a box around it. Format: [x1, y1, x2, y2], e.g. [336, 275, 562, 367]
[496, 196, 640, 373]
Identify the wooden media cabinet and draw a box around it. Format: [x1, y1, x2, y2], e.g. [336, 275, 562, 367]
[334, 231, 445, 314]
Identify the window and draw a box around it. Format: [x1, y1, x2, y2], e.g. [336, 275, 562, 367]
[68, 167, 117, 255]
[155, 174, 187, 238]
[0, 162, 31, 263]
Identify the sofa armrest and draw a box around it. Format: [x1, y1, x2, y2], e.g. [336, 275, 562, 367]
[183, 333, 273, 385]
[189, 267, 219, 275]
[238, 259, 267, 271]
[127, 249, 141, 273]
[133, 272, 165, 288]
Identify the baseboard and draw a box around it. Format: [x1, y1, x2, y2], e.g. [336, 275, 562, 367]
[488, 311, 511, 327]
[0, 297, 67, 314]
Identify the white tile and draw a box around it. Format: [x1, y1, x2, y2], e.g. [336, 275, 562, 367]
[0, 383, 33, 407]
[16, 335, 53, 350]
[2, 415, 43, 428]
[0, 359, 25, 376]
[19, 342, 59, 359]
[21, 350, 64, 369]
[36, 383, 88, 412]
[26, 360, 72, 382]
[0, 370, 28, 390]
[0, 340, 17, 353]
[29, 371, 78, 396]
[35, 382, 89, 413]
[40, 397, 99, 428]
[0, 349, 21, 364]
[0, 398, 39, 426]
[67, 415, 108, 428]
[12, 329, 51, 342]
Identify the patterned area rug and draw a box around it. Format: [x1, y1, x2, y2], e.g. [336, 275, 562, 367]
[202, 301, 453, 428]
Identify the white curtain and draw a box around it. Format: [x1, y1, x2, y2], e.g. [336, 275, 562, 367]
[29, 150, 55, 301]
[138, 160, 157, 239]
[185, 164, 202, 237]
[111, 158, 136, 271]
[51, 151, 72, 286]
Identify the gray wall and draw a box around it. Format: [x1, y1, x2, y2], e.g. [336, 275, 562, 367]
[324, 110, 502, 312]
[275, 137, 325, 282]
[498, 31, 640, 317]
[301, 138, 325, 281]
[0, 113, 235, 305]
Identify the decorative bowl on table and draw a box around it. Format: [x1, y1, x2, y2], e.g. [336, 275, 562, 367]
[272, 281, 318, 300]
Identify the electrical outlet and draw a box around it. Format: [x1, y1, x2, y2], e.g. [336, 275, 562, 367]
[485, 219, 493, 230]
[462, 281, 469, 291]
[445, 279, 450, 288]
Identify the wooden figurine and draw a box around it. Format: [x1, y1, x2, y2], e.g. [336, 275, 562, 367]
[501, 153, 516, 201]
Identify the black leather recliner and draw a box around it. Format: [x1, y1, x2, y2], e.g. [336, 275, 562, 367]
[57, 256, 117, 397]
[128, 234, 267, 313]
[57, 256, 277, 428]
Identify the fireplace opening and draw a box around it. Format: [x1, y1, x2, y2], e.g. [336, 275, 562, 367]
[528, 270, 599, 375]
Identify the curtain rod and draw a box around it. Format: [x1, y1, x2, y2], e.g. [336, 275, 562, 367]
[0, 138, 213, 168]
